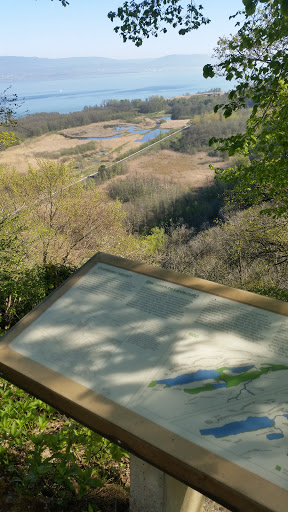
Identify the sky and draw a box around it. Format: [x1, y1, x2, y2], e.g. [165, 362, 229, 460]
[2, 0, 245, 60]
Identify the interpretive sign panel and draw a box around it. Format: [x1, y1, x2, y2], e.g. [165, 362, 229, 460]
[1, 252, 288, 512]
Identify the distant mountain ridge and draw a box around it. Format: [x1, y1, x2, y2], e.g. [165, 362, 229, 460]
[0, 55, 210, 81]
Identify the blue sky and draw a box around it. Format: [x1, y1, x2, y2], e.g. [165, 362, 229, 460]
[2, 0, 245, 59]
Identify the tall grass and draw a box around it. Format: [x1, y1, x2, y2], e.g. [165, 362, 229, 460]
[35, 141, 97, 160]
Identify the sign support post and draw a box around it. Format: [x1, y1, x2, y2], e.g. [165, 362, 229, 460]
[130, 454, 204, 512]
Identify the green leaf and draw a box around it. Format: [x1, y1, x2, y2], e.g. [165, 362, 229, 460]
[10, 421, 17, 437]
[281, 0, 288, 16]
[245, 1, 257, 15]
[203, 64, 215, 78]
[224, 107, 233, 118]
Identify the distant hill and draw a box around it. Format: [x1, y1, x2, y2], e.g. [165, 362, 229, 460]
[0, 55, 210, 81]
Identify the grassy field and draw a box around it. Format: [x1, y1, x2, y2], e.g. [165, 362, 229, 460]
[0, 118, 189, 174]
[0, 117, 224, 192]
[122, 149, 220, 188]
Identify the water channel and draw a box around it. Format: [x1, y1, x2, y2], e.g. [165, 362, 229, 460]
[75, 117, 171, 143]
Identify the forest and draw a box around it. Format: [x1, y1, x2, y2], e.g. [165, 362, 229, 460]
[0, 1, 288, 511]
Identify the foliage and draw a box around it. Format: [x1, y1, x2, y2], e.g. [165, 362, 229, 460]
[144, 226, 166, 255]
[168, 110, 249, 154]
[0, 378, 127, 508]
[207, 3, 288, 116]
[0, 131, 20, 151]
[0, 166, 31, 333]
[206, 3, 288, 215]
[241, 0, 288, 17]
[93, 162, 127, 183]
[0, 88, 20, 151]
[53, 0, 69, 5]
[0, 160, 137, 266]
[158, 203, 288, 295]
[215, 83, 288, 216]
[0, 88, 18, 126]
[53, 0, 288, 21]
[0, 160, 150, 333]
[107, 174, 229, 235]
[36, 141, 97, 160]
[106, 0, 288, 47]
[168, 93, 229, 120]
[107, 0, 210, 47]
[0, 208, 76, 333]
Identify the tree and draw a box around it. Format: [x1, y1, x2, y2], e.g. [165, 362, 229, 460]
[0, 160, 149, 332]
[15, 160, 132, 264]
[51, 0, 69, 5]
[0, 159, 150, 265]
[0, 88, 20, 151]
[106, 0, 288, 46]
[204, 3, 288, 116]
[0, 164, 39, 334]
[107, 0, 210, 46]
[50, 1, 288, 47]
[204, 3, 288, 215]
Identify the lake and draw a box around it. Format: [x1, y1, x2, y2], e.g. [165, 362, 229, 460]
[1, 69, 234, 116]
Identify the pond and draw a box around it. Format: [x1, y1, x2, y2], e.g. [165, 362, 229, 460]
[114, 126, 149, 135]
[73, 117, 171, 142]
[135, 128, 170, 142]
[77, 134, 121, 141]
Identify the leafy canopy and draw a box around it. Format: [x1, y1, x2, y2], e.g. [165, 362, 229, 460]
[51, 0, 69, 5]
[52, 1, 288, 46]
[0, 89, 20, 151]
[206, 3, 288, 215]
[107, 1, 210, 47]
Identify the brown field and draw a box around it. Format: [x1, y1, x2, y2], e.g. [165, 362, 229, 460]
[121, 149, 220, 188]
[0, 118, 190, 173]
[0, 117, 224, 190]
[0, 133, 88, 173]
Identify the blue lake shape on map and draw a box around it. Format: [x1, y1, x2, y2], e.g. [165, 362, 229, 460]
[156, 369, 220, 387]
[200, 416, 275, 438]
[154, 365, 254, 388]
[229, 366, 255, 373]
[200, 415, 288, 440]
[267, 433, 284, 440]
